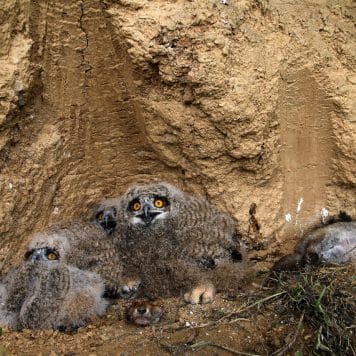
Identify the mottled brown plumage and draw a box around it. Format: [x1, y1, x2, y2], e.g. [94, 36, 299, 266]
[94, 183, 247, 303]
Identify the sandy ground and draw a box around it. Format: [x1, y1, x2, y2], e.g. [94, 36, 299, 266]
[1, 264, 354, 356]
[1, 0, 355, 274]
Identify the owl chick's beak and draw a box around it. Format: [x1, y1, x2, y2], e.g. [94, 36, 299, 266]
[101, 213, 117, 234]
[29, 249, 44, 263]
[140, 205, 160, 225]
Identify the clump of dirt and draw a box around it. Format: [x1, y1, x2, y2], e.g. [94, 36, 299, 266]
[1, 264, 354, 355]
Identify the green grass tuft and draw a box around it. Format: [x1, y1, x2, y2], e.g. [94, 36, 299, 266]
[276, 266, 355, 355]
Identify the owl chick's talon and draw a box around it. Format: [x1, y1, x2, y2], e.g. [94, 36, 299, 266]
[184, 283, 216, 304]
[120, 278, 142, 299]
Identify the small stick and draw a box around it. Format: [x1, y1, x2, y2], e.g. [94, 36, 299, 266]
[270, 311, 305, 356]
[216, 291, 287, 323]
[190, 340, 261, 356]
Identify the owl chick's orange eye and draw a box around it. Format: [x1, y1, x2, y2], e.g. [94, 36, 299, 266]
[154, 199, 164, 208]
[132, 201, 141, 211]
[47, 252, 58, 261]
[97, 212, 104, 221]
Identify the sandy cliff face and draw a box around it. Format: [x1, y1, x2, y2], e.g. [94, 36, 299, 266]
[0, 0, 355, 271]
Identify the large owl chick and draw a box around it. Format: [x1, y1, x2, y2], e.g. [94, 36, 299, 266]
[93, 182, 247, 303]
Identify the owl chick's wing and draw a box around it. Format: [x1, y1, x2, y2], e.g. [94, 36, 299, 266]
[19, 262, 70, 330]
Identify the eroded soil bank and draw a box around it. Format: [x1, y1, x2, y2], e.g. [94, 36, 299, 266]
[0, 0, 355, 271]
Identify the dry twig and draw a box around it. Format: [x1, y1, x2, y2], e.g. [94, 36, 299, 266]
[270, 311, 305, 356]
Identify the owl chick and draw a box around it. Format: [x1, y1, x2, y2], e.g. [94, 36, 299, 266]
[0, 248, 108, 331]
[94, 182, 246, 303]
[272, 220, 356, 271]
[28, 221, 126, 298]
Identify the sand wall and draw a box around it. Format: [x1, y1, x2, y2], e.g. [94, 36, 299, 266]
[0, 0, 355, 271]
